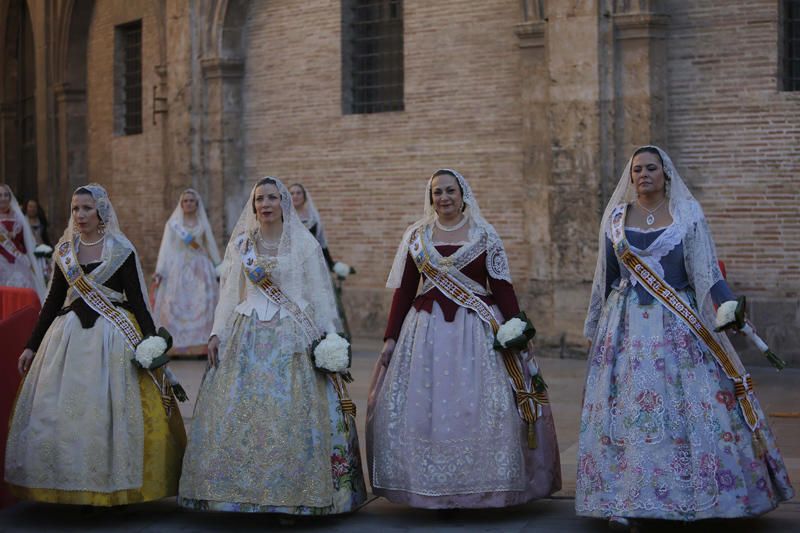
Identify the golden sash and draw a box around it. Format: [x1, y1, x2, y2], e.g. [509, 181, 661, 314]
[170, 220, 202, 251]
[55, 239, 142, 350]
[55, 239, 177, 415]
[609, 204, 759, 431]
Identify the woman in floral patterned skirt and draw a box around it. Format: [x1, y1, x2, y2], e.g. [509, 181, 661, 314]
[577, 146, 793, 530]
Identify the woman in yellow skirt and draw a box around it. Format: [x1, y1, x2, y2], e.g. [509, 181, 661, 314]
[6, 184, 186, 506]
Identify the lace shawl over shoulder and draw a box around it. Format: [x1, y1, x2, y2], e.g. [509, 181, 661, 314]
[585, 146, 731, 344]
[486, 230, 512, 283]
[211, 177, 339, 345]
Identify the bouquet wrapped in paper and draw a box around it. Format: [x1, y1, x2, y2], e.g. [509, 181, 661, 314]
[333, 261, 356, 280]
[34, 244, 53, 258]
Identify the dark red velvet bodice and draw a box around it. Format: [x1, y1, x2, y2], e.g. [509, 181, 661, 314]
[383, 244, 520, 341]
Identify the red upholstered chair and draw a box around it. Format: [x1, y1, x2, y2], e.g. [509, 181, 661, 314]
[0, 287, 40, 321]
[0, 304, 40, 508]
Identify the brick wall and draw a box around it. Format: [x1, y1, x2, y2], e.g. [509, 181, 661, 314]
[240, 1, 527, 335]
[86, 0, 167, 269]
[12, 0, 798, 358]
[666, 0, 800, 298]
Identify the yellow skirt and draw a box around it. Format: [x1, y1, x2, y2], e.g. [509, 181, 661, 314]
[7, 368, 186, 506]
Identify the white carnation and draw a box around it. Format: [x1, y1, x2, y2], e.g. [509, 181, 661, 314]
[333, 261, 351, 279]
[34, 244, 53, 254]
[313, 333, 350, 372]
[135, 336, 168, 368]
[715, 300, 739, 330]
[497, 317, 526, 348]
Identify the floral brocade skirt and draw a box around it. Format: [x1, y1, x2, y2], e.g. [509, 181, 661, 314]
[178, 313, 367, 514]
[367, 303, 561, 509]
[576, 287, 794, 520]
[5, 312, 186, 506]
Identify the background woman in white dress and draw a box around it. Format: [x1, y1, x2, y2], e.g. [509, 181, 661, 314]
[0, 184, 46, 301]
[153, 189, 221, 355]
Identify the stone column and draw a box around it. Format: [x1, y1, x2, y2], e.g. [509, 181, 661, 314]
[53, 82, 87, 230]
[516, 1, 608, 354]
[0, 103, 15, 184]
[515, 6, 556, 345]
[612, 8, 669, 170]
[201, 57, 244, 240]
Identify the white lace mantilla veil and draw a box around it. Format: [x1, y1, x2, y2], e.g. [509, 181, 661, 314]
[296, 184, 328, 249]
[584, 145, 749, 373]
[386, 168, 512, 289]
[1, 183, 47, 301]
[155, 188, 221, 275]
[56, 183, 152, 314]
[211, 177, 339, 344]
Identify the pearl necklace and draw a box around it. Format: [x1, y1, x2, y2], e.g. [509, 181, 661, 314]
[435, 215, 468, 232]
[79, 235, 105, 247]
[637, 198, 667, 226]
[256, 232, 279, 252]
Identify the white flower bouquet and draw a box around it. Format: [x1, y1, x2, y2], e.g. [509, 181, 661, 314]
[34, 244, 53, 258]
[333, 261, 356, 280]
[714, 300, 740, 331]
[312, 332, 352, 375]
[494, 312, 536, 351]
[133, 327, 172, 370]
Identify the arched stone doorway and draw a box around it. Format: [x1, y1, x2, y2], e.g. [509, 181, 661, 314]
[1, 0, 36, 201]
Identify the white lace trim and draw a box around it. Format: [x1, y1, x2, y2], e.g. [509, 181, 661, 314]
[486, 232, 512, 283]
[624, 224, 672, 233]
[431, 240, 471, 246]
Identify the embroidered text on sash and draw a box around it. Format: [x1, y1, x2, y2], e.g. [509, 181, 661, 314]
[609, 203, 759, 431]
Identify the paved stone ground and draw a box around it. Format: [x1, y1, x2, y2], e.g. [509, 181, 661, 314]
[2, 338, 798, 532]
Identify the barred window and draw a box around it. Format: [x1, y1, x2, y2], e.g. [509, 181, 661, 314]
[781, 0, 800, 91]
[342, 0, 404, 114]
[114, 20, 143, 135]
